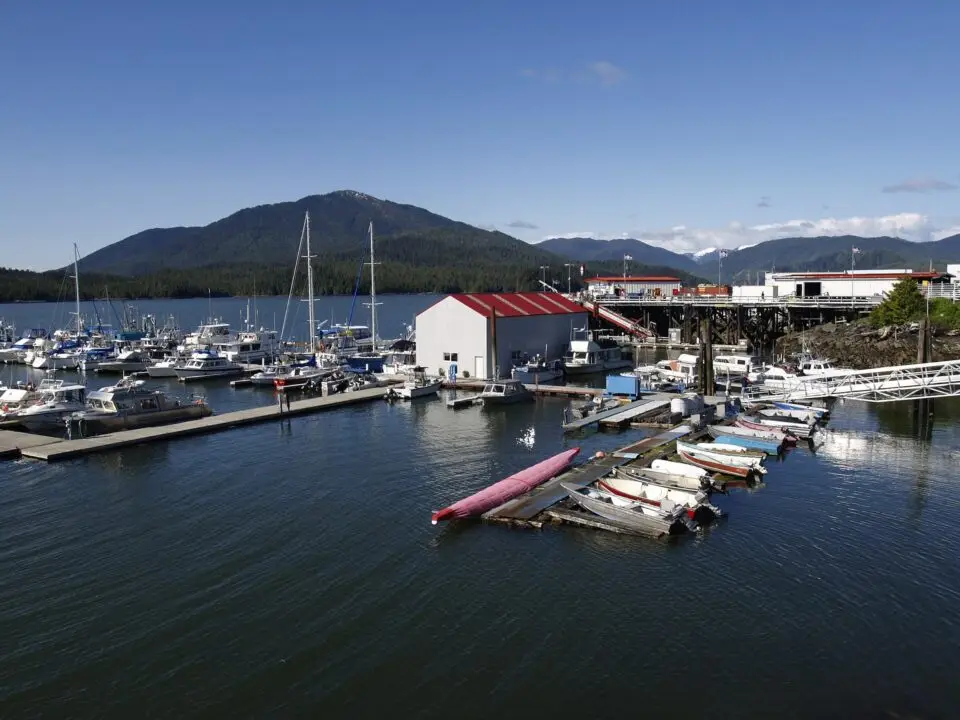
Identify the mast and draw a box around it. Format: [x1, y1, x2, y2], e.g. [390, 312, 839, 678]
[306, 211, 317, 354]
[368, 221, 377, 348]
[73, 243, 81, 337]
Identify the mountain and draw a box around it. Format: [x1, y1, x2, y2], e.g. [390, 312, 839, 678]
[78, 190, 532, 276]
[536, 237, 701, 274]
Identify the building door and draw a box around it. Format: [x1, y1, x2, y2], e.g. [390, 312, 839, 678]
[475, 356, 485, 380]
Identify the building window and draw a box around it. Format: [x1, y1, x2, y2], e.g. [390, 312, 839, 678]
[443, 352, 459, 362]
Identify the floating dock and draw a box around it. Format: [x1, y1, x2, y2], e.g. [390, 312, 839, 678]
[598, 398, 673, 428]
[446, 394, 482, 409]
[2, 386, 393, 462]
[441, 380, 601, 399]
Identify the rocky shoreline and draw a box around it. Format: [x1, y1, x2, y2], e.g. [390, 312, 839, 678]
[775, 321, 960, 369]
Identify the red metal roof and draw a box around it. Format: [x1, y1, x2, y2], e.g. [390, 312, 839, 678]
[449, 292, 587, 318]
[772, 271, 941, 280]
[588, 276, 682, 283]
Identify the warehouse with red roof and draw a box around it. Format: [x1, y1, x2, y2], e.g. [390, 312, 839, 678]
[415, 292, 589, 380]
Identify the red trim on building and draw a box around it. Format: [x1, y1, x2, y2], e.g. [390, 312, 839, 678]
[449, 292, 586, 318]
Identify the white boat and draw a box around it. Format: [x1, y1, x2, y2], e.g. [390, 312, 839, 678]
[173, 350, 244, 382]
[213, 328, 280, 363]
[512, 355, 564, 384]
[562, 483, 695, 535]
[32, 345, 83, 370]
[714, 353, 762, 378]
[93, 347, 149, 374]
[392, 367, 442, 400]
[693, 442, 767, 459]
[563, 334, 632, 375]
[381, 338, 418, 376]
[656, 354, 699, 384]
[676, 440, 766, 472]
[757, 407, 819, 423]
[597, 476, 717, 518]
[14, 380, 87, 433]
[146, 354, 185, 378]
[70, 378, 211, 434]
[182, 320, 234, 350]
[479, 378, 534, 406]
[0, 329, 48, 363]
[615, 464, 714, 492]
[740, 415, 817, 440]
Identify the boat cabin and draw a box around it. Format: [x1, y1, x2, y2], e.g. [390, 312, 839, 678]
[714, 354, 761, 375]
[481, 378, 529, 398]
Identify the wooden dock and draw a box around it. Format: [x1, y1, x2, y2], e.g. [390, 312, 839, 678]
[441, 380, 601, 398]
[4, 386, 392, 462]
[483, 454, 627, 522]
[612, 424, 695, 458]
[446, 394, 481, 409]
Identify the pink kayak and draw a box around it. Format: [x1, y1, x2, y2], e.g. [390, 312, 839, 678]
[431, 447, 581, 524]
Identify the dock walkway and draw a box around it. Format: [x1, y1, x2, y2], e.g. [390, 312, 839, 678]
[598, 398, 672, 427]
[7, 386, 392, 462]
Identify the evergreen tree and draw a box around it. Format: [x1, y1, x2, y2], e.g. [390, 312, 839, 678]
[870, 278, 925, 326]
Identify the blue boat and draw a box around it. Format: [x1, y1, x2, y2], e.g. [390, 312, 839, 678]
[706, 426, 782, 454]
[347, 353, 385, 373]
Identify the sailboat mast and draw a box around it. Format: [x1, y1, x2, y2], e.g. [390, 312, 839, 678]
[306, 211, 317, 353]
[73, 243, 81, 336]
[369, 221, 377, 347]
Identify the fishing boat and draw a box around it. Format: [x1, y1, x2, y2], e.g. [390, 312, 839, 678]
[597, 476, 721, 520]
[677, 444, 758, 478]
[478, 378, 534, 406]
[677, 440, 766, 473]
[13, 380, 87, 433]
[737, 415, 816, 440]
[706, 425, 786, 453]
[431, 448, 580, 523]
[391, 367, 442, 400]
[70, 378, 211, 434]
[173, 349, 244, 382]
[561, 482, 694, 536]
[182, 320, 234, 350]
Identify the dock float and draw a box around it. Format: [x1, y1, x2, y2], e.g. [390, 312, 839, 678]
[442, 380, 601, 399]
[561, 397, 655, 433]
[9, 386, 392, 462]
[0, 430, 61, 460]
[446, 395, 481, 409]
[598, 399, 673, 428]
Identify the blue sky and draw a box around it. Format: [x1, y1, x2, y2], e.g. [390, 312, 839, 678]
[3, 0, 960, 269]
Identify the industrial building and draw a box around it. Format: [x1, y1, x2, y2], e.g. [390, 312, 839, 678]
[762, 270, 946, 299]
[415, 292, 589, 380]
[585, 276, 683, 299]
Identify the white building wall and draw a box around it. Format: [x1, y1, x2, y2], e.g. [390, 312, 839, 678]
[492, 313, 588, 377]
[732, 285, 768, 298]
[415, 298, 489, 379]
[765, 276, 902, 298]
[947, 264, 960, 282]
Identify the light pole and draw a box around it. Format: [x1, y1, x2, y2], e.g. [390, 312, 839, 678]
[539, 265, 549, 288]
[623, 254, 631, 279]
[718, 250, 727, 286]
[563, 263, 574, 294]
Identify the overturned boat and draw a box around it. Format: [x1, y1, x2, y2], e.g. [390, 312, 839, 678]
[432, 448, 580, 524]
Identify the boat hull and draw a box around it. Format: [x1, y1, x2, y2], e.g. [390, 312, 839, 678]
[432, 448, 580, 523]
[618, 466, 707, 492]
[146, 365, 181, 378]
[563, 362, 603, 375]
[175, 369, 244, 382]
[95, 361, 148, 374]
[706, 426, 782, 453]
[736, 416, 811, 440]
[677, 448, 754, 478]
[676, 441, 765, 472]
[73, 404, 211, 434]
[347, 355, 385, 373]
[396, 381, 442, 399]
[511, 368, 563, 384]
[561, 483, 689, 537]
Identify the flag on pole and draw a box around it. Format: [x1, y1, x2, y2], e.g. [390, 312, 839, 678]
[623, 254, 633, 261]
[579, 264, 584, 277]
[852, 247, 861, 254]
[719, 250, 728, 259]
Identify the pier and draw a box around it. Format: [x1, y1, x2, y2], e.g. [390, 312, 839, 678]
[441, 380, 602, 398]
[0, 386, 393, 462]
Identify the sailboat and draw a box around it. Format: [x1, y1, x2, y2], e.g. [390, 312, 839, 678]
[347, 222, 388, 373]
[250, 212, 334, 389]
[33, 244, 87, 370]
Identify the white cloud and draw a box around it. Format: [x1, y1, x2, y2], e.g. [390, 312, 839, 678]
[586, 61, 627, 86]
[882, 178, 958, 194]
[541, 212, 956, 254]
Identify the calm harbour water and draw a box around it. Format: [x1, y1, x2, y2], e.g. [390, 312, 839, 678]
[1, 297, 959, 719]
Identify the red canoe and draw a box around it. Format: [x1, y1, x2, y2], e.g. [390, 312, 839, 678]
[431, 448, 581, 524]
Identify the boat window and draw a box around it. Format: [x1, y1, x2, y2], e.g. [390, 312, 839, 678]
[140, 397, 159, 410]
[493, 384, 505, 393]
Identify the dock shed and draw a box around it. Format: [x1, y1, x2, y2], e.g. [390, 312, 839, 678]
[416, 292, 589, 380]
[764, 270, 944, 299]
[586, 276, 683, 300]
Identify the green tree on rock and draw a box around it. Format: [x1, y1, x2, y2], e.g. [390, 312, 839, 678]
[870, 278, 925, 326]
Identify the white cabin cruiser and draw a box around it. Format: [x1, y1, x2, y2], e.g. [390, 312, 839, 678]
[173, 349, 244, 382]
[564, 336, 631, 375]
[213, 329, 280, 363]
[14, 380, 87, 432]
[390, 367, 442, 400]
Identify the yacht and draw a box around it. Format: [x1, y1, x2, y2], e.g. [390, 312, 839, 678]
[146, 353, 186, 378]
[14, 380, 87, 433]
[479, 378, 534, 406]
[92, 347, 149, 374]
[564, 335, 632, 375]
[213, 328, 281, 363]
[70, 378, 211, 434]
[182, 320, 234, 350]
[656, 354, 699, 385]
[381, 339, 418, 376]
[32, 339, 85, 370]
[78, 347, 118, 373]
[0, 329, 48, 363]
[173, 350, 244, 382]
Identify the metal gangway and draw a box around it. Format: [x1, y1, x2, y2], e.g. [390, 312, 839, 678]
[742, 359, 960, 403]
[536, 281, 654, 339]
